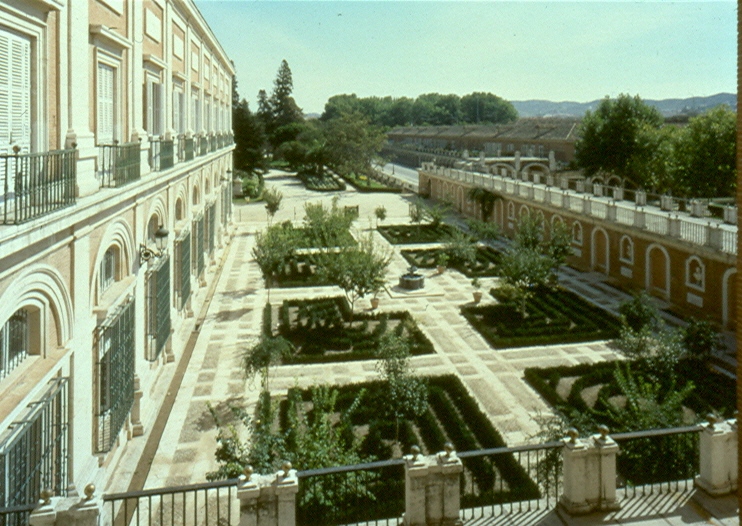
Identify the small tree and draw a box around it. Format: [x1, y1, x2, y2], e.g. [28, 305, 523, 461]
[466, 219, 500, 244]
[374, 205, 387, 227]
[442, 229, 476, 267]
[252, 222, 298, 300]
[374, 332, 427, 444]
[321, 233, 392, 323]
[243, 335, 293, 391]
[409, 199, 426, 228]
[467, 187, 501, 221]
[546, 220, 572, 275]
[682, 318, 723, 363]
[263, 186, 283, 223]
[513, 211, 544, 250]
[497, 247, 552, 318]
[618, 291, 660, 332]
[303, 196, 354, 247]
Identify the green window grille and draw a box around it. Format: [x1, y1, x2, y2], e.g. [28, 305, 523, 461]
[0, 377, 68, 521]
[147, 255, 171, 361]
[207, 202, 216, 255]
[192, 214, 205, 278]
[175, 231, 191, 311]
[96, 298, 135, 454]
[0, 309, 28, 382]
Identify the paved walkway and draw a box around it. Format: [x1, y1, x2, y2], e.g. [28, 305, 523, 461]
[125, 169, 736, 523]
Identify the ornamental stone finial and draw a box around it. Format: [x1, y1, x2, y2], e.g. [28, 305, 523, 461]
[597, 424, 609, 440]
[40, 489, 52, 506]
[243, 465, 253, 480]
[410, 445, 421, 460]
[567, 428, 579, 444]
[84, 484, 96, 501]
[444, 442, 454, 457]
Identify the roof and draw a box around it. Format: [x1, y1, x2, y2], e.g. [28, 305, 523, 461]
[388, 118, 581, 143]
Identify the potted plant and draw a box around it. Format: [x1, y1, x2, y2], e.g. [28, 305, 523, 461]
[436, 252, 449, 274]
[471, 277, 483, 304]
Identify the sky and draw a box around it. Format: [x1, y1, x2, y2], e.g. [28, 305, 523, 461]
[194, 1, 737, 115]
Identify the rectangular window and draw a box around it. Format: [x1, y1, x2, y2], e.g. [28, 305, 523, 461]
[192, 89, 201, 133]
[172, 87, 184, 134]
[97, 63, 116, 144]
[144, 79, 164, 137]
[100, 249, 116, 293]
[0, 28, 31, 154]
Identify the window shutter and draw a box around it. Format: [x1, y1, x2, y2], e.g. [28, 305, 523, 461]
[172, 89, 180, 135]
[155, 82, 164, 136]
[145, 79, 154, 136]
[0, 29, 31, 154]
[97, 64, 115, 144]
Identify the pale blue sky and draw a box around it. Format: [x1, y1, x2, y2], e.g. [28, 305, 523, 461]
[195, 1, 736, 115]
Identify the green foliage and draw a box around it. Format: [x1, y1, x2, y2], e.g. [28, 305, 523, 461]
[467, 187, 501, 220]
[513, 212, 544, 250]
[242, 336, 294, 391]
[497, 247, 552, 317]
[378, 223, 459, 245]
[547, 220, 572, 271]
[618, 291, 660, 331]
[252, 222, 299, 298]
[319, 232, 392, 319]
[302, 197, 355, 247]
[262, 186, 283, 221]
[683, 318, 723, 363]
[232, 83, 267, 175]
[575, 94, 664, 186]
[672, 106, 736, 198]
[460, 92, 518, 125]
[240, 171, 264, 199]
[408, 199, 426, 226]
[374, 205, 387, 225]
[424, 201, 449, 228]
[442, 229, 476, 266]
[466, 219, 500, 243]
[323, 111, 386, 177]
[270, 60, 304, 132]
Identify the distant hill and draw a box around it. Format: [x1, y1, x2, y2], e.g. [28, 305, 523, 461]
[512, 93, 736, 118]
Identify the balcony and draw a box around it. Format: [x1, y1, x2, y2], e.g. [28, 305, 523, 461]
[198, 136, 208, 157]
[0, 147, 76, 225]
[12, 423, 729, 526]
[178, 136, 194, 163]
[98, 142, 141, 188]
[148, 138, 174, 172]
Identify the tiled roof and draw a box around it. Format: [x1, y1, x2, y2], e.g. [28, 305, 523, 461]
[388, 118, 581, 142]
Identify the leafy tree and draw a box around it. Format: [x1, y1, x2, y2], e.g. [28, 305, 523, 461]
[467, 187, 501, 221]
[243, 335, 294, 391]
[513, 211, 544, 250]
[618, 291, 660, 332]
[409, 199, 426, 228]
[256, 89, 273, 136]
[262, 186, 283, 223]
[252, 222, 297, 300]
[374, 332, 427, 444]
[671, 106, 736, 198]
[303, 197, 355, 247]
[321, 94, 362, 121]
[682, 318, 723, 363]
[546, 220, 572, 273]
[466, 219, 500, 244]
[323, 112, 385, 177]
[460, 92, 518, 124]
[497, 247, 552, 318]
[320, 233, 392, 322]
[442, 229, 476, 266]
[575, 94, 664, 186]
[374, 205, 387, 227]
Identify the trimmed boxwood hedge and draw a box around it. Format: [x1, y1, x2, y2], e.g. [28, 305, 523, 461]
[462, 287, 622, 348]
[401, 246, 501, 277]
[377, 224, 461, 245]
[273, 296, 434, 363]
[297, 170, 346, 191]
[341, 172, 402, 193]
[283, 375, 539, 509]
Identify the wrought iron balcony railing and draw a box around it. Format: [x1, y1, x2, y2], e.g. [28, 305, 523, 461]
[0, 147, 76, 225]
[99, 142, 141, 188]
[148, 138, 174, 172]
[178, 136, 195, 163]
[209, 135, 217, 152]
[198, 136, 208, 157]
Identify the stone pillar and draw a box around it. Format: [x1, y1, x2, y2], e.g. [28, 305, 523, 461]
[549, 151, 556, 172]
[404, 447, 429, 526]
[660, 195, 674, 211]
[50, 484, 101, 526]
[613, 187, 624, 201]
[237, 468, 260, 526]
[592, 426, 620, 511]
[593, 183, 603, 197]
[635, 191, 647, 206]
[130, 375, 144, 437]
[560, 429, 592, 514]
[606, 203, 617, 222]
[436, 446, 464, 526]
[633, 208, 646, 229]
[669, 215, 681, 237]
[582, 196, 592, 215]
[560, 176, 569, 190]
[706, 224, 723, 251]
[546, 175, 554, 187]
[275, 463, 299, 526]
[28, 492, 56, 526]
[562, 192, 570, 210]
[696, 416, 738, 496]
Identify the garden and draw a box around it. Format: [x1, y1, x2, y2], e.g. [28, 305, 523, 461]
[297, 170, 346, 192]
[401, 245, 501, 277]
[268, 297, 435, 363]
[340, 172, 402, 193]
[462, 287, 622, 348]
[377, 223, 462, 244]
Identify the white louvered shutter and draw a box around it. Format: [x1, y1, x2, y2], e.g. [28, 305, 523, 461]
[172, 88, 181, 134]
[0, 29, 31, 154]
[155, 82, 164, 136]
[97, 63, 115, 144]
[145, 79, 154, 136]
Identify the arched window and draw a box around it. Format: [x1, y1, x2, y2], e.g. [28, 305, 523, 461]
[572, 222, 583, 245]
[100, 247, 117, 293]
[0, 309, 29, 380]
[685, 256, 705, 292]
[175, 198, 184, 221]
[507, 202, 515, 220]
[192, 185, 200, 206]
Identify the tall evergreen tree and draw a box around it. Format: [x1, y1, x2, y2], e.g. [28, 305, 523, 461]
[232, 77, 266, 174]
[270, 60, 303, 129]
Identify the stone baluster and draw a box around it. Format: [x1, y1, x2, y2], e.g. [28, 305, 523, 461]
[696, 415, 738, 496]
[237, 463, 298, 526]
[706, 224, 723, 250]
[668, 215, 681, 238]
[403, 445, 463, 526]
[633, 208, 646, 229]
[31, 484, 102, 526]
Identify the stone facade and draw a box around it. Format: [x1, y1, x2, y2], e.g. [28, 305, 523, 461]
[0, 0, 234, 510]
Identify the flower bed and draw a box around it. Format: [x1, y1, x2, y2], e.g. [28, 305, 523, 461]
[269, 296, 435, 362]
[378, 224, 462, 244]
[401, 246, 502, 277]
[461, 287, 622, 348]
[297, 170, 346, 191]
[341, 172, 402, 193]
